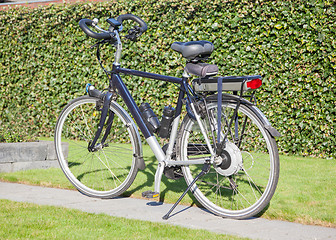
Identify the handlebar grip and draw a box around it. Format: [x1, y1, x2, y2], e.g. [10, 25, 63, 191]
[79, 19, 112, 40]
[116, 14, 148, 33]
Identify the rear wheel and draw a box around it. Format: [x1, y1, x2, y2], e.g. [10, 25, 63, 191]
[177, 101, 279, 219]
[54, 96, 139, 198]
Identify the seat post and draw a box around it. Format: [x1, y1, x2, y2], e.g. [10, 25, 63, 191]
[182, 69, 191, 78]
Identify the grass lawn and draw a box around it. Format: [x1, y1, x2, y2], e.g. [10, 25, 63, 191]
[0, 199, 248, 240]
[0, 145, 335, 228]
[266, 154, 336, 227]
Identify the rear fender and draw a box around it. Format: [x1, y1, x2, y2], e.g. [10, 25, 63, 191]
[205, 94, 281, 138]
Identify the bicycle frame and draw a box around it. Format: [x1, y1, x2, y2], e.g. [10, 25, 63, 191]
[107, 65, 214, 193]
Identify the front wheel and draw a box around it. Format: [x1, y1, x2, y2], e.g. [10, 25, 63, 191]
[177, 101, 279, 219]
[54, 96, 139, 198]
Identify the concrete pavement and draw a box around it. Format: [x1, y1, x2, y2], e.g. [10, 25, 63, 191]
[1, 181, 335, 240]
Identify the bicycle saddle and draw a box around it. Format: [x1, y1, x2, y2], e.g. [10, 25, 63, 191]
[171, 41, 214, 60]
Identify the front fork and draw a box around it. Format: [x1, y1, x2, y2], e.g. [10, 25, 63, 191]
[87, 88, 115, 152]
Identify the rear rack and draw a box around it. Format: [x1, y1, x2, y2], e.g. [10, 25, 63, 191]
[192, 75, 262, 145]
[192, 75, 262, 92]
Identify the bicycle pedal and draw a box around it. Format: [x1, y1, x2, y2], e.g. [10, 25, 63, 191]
[142, 190, 159, 199]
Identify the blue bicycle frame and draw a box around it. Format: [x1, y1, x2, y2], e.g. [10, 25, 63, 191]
[106, 65, 214, 194]
[112, 65, 186, 140]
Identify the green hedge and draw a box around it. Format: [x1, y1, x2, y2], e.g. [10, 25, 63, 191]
[0, 0, 335, 158]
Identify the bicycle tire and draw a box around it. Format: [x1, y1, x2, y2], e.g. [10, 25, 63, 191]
[54, 96, 139, 198]
[176, 100, 279, 219]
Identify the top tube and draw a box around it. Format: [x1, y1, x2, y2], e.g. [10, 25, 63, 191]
[113, 66, 183, 85]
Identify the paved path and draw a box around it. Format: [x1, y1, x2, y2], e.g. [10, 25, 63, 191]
[1, 182, 335, 240]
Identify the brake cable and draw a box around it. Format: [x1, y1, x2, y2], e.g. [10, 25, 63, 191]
[91, 40, 112, 80]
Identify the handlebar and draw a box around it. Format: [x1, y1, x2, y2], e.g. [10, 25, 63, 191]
[117, 14, 148, 33]
[78, 14, 148, 41]
[79, 19, 114, 40]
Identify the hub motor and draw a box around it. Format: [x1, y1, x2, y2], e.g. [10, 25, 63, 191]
[214, 141, 243, 176]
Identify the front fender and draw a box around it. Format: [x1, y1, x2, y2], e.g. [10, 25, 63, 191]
[111, 101, 146, 170]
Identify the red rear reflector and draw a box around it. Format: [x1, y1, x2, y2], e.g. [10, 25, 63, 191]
[246, 78, 262, 89]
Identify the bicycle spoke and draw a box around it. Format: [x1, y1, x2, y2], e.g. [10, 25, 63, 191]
[80, 104, 95, 140]
[95, 152, 122, 184]
[241, 167, 263, 197]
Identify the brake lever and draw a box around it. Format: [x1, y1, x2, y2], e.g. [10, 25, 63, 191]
[125, 26, 141, 41]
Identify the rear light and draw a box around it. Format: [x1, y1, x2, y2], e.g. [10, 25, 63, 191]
[246, 78, 262, 90]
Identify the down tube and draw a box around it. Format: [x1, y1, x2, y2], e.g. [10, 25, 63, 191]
[112, 73, 152, 138]
[112, 74, 165, 161]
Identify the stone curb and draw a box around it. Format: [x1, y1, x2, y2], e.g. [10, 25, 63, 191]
[0, 141, 68, 172]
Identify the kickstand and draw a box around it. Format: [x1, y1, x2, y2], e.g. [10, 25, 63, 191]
[162, 163, 211, 220]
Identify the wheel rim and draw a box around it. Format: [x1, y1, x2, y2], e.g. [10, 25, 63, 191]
[55, 98, 136, 197]
[179, 102, 278, 218]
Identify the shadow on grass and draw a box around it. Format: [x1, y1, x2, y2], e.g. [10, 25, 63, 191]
[123, 154, 273, 221]
[123, 155, 202, 208]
